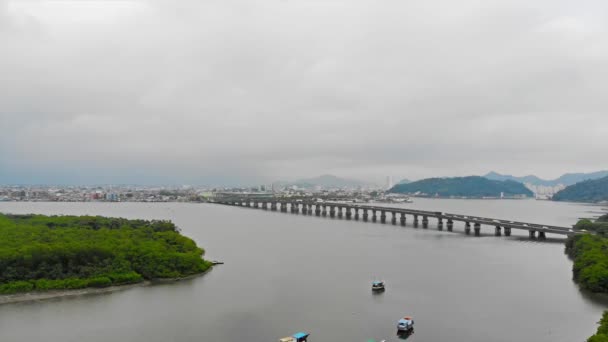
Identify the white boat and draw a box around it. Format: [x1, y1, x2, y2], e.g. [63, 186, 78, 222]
[397, 316, 414, 332]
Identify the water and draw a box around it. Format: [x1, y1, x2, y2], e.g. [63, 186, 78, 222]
[0, 199, 606, 342]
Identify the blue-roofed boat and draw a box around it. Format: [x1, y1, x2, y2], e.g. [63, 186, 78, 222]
[397, 316, 414, 332]
[278, 332, 309, 342]
[372, 280, 385, 292]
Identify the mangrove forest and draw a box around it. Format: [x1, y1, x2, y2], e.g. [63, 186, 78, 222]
[0, 213, 211, 294]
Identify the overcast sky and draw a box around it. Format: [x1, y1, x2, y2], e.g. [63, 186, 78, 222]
[1, 0, 607, 185]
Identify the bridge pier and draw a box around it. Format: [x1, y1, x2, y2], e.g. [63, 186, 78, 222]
[280, 203, 287, 212]
[447, 219, 453, 231]
[263, 202, 269, 210]
[337, 207, 343, 219]
[504, 227, 511, 236]
[538, 231, 546, 240]
[413, 215, 418, 228]
[329, 206, 336, 218]
[380, 211, 387, 224]
[391, 212, 397, 225]
[346, 208, 352, 220]
[372, 211, 377, 222]
[271, 202, 277, 211]
[400, 213, 406, 226]
[437, 218, 443, 231]
[474, 223, 481, 236]
[529, 230, 536, 239]
[292, 203, 299, 214]
[321, 205, 327, 217]
[354, 209, 360, 220]
[495, 226, 501, 236]
[302, 204, 309, 215]
[422, 216, 428, 229]
[315, 205, 321, 216]
[363, 210, 369, 221]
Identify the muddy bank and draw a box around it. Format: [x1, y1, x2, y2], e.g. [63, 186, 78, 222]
[0, 281, 152, 305]
[0, 267, 215, 305]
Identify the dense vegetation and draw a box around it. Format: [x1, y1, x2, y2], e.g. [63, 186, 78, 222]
[567, 214, 608, 341]
[588, 312, 608, 342]
[388, 176, 533, 198]
[0, 214, 211, 294]
[553, 176, 608, 203]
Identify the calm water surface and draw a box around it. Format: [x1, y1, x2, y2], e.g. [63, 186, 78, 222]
[0, 199, 606, 342]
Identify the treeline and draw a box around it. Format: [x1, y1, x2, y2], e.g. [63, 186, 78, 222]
[567, 214, 608, 341]
[574, 214, 608, 234]
[0, 214, 211, 294]
[553, 176, 608, 203]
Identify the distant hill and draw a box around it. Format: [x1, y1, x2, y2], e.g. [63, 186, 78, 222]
[388, 176, 533, 198]
[552, 176, 608, 203]
[484, 171, 608, 186]
[397, 178, 411, 184]
[281, 174, 371, 189]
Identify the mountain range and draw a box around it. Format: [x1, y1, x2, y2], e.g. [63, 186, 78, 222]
[484, 171, 608, 187]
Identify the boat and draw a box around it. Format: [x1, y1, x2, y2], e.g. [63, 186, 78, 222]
[397, 316, 414, 332]
[372, 281, 385, 292]
[278, 332, 310, 342]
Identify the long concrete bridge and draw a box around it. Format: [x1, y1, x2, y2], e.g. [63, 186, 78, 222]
[212, 198, 576, 239]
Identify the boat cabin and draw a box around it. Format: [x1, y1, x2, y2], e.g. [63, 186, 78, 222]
[372, 281, 385, 291]
[278, 332, 309, 342]
[397, 316, 414, 332]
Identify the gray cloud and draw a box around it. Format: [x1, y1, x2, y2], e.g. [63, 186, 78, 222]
[1, 0, 607, 185]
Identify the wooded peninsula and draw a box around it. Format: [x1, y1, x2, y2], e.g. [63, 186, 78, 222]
[0, 213, 211, 295]
[567, 213, 608, 341]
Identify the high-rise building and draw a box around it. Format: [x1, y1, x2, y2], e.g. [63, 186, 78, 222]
[386, 176, 393, 190]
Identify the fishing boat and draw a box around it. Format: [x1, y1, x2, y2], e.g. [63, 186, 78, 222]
[278, 332, 309, 342]
[397, 316, 414, 332]
[372, 281, 385, 292]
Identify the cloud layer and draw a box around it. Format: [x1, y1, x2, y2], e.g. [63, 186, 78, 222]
[1, 0, 607, 185]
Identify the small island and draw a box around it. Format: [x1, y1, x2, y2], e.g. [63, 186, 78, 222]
[0, 213, 211, 298]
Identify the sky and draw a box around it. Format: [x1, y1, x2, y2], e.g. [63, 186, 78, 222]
[1, 0, 607, 186]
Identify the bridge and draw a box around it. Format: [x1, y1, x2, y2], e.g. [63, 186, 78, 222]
[212, 198, 576, 238]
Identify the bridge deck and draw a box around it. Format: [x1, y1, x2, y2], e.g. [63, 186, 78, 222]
[215, 198, 575, 236]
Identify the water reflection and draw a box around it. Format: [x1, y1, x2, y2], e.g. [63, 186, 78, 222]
[397, 329, 414, 339]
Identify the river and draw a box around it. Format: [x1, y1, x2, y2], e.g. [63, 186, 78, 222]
[0, 199, 606, 342]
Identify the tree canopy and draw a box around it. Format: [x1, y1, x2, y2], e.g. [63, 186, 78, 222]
[0, 214, 210, 294]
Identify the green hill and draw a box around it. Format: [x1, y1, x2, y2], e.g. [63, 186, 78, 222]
[388, 176, 533, 198]
[553, 176, 608, 203]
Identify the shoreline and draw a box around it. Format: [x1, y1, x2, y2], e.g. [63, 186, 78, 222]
[0, 267, 214, 305]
